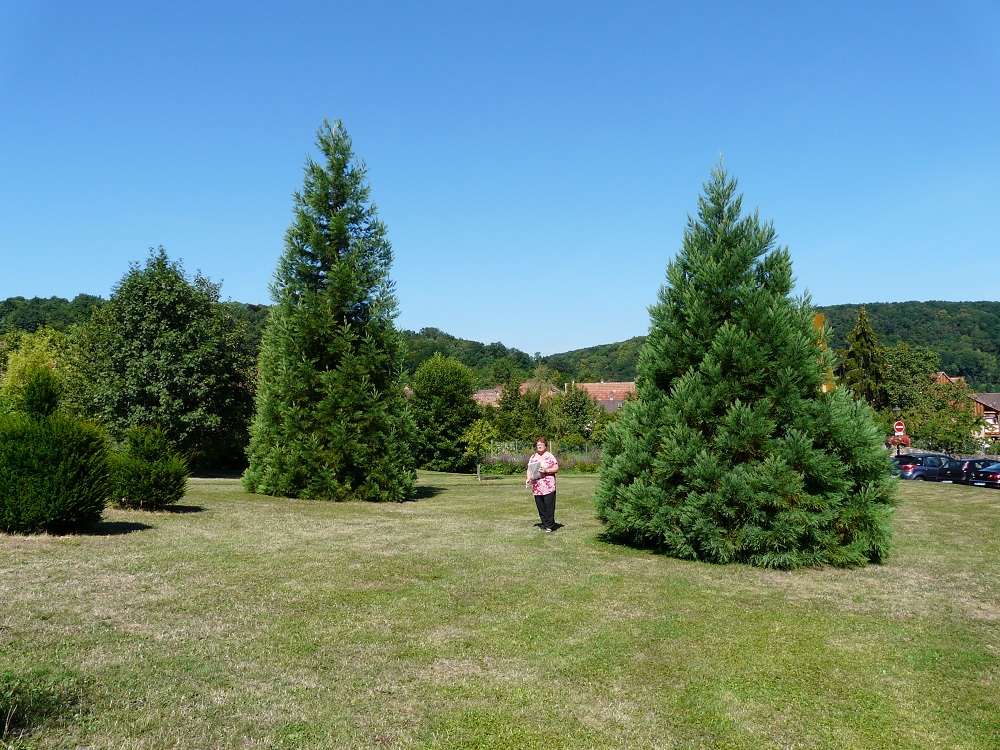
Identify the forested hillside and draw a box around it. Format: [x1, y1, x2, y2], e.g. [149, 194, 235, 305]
[819, 301, 1000, 389]
[0, 294, 105, 332]
[4, 296, 999, 390]
[401, 327, 534, 388]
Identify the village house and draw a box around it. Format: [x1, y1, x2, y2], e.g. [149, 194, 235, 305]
[473, 381, 636, 413]
[969, 392, 1000, 445]
[569, 382, 636, 412]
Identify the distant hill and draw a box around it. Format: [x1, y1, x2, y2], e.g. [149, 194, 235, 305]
[537, 302, 1000, 391]
[4, 296, 1000, 391]
[818, 301, 1000, 390]
[0, 294, 105, 332]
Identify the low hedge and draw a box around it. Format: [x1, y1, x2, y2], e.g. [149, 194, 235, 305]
[108, 426, 188, 510]
[0, 413, 109, 534]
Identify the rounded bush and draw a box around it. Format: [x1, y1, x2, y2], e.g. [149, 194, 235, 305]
[108, 426, 188, 510]
[0, 414, 109, 534]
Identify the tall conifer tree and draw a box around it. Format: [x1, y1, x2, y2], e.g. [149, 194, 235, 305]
[595, 166, 898, 568]
[841, 305, 887, 408]
[244, 120, 415, 501]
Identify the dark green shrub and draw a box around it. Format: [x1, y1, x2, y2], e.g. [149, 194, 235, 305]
[108, 426, 188, 510]
[0, 413, 109, 534]
[20, 366, 61, 420]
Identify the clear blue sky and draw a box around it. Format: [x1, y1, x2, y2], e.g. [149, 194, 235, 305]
[2, 1, 998, 355]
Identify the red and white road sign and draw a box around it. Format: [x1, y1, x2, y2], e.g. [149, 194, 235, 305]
[894, 420, 905, 436]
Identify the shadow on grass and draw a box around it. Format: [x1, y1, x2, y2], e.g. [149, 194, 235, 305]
[0, 668, 88, 743]
[412, 485, 445, 500]
[189, 470, 243, 480]
[163, 504, 204, 514]
[83, 520, 153, 536]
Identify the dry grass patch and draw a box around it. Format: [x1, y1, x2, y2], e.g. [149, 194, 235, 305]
[0, 474, 997, 749]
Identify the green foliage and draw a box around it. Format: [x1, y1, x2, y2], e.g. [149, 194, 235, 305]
[487, 377, 551, 443]
[0, 294, 104, 334]
[839, 305, 887, 407]
[875, 342, 983, 453]
[0, 327, 69, 408]
[541, 336, 645, 383]
[402, 327, 533, 387]
[477, 453, 531, 476]
[19, 366, 61, 419]
[0, 412, 109, 534]
[219, 301, 272, 363]
[460, 417, 499, 468]
[894, 381, 983, 455]
[244, 119, 416, 501]
[543, 384, 603, 440]
[595, 165, 899, 569]
[65, 247, 253, 469]
[410, 353, 479, 472]
[880, 341, 941, 411]
[108, 426, 189, 510]
[820, 301, 1000, 390]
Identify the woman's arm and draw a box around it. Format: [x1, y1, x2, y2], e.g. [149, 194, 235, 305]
[540, 453, 559, 475]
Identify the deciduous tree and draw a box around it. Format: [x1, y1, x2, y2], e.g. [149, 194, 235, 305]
[67, 248, 252, 468]
[410, 353, 479, 472]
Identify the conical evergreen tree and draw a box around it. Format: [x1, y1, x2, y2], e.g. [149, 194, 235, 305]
[595, 165, 898, 568]
[244, 119, 415, 501]
[840, 305, 887, 408]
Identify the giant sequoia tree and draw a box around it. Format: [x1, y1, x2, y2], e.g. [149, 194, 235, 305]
[595, 166, 898, 569]
[243, 119, 415, 501]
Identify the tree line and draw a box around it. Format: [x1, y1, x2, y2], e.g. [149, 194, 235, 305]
[8, 296, 999, 392]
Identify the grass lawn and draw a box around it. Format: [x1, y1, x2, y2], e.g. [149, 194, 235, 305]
[1, 474, 997, 749]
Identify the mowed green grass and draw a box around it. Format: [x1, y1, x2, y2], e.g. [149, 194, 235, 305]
[1, 474, 997, 749]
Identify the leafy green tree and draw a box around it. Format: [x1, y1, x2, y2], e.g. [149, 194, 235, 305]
[544, 384, 603, 440]
[66, 247, 253, 468]
[461, 417, 500, 480]
[410, 353, 479, 472]
[0, 327, 69, 414]
[243, 119, 416, 501]
[595, 165, 898, 569]
[839, 305, 887, 408]
[903, 381, 983, 454]
[488, 377, 550, 444]
[880, 342, 940, 411]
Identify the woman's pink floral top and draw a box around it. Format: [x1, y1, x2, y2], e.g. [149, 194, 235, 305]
[530, 451, 558, 496]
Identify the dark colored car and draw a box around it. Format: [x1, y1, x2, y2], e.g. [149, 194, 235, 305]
[891, 453, 951, 480]
[970, 462, 1000, 489]
[937, 458, 996, 485]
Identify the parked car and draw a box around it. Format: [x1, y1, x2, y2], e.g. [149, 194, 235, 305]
[970, 462, 1000, 489]
[891, 453, 951, 481]
[937, 458, 997, 485]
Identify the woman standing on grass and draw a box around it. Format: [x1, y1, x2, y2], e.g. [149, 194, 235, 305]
[527, 437, 559, 532]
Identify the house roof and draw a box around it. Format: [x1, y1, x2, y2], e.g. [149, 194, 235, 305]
[932, 371, 966, 386]
[571, 382, 636, 403]
[472, 381, 637, 412]
[971, 392, 1000, 412]
[472, 387, 504, 407]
